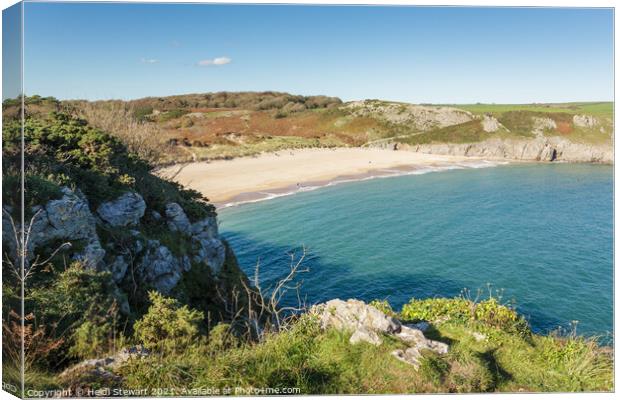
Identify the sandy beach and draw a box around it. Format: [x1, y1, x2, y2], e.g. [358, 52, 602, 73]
[157, 148, 492, 207]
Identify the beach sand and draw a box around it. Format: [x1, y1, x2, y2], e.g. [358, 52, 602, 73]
[157, 148, 490, 207]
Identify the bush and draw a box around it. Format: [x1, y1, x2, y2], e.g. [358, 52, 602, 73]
[400, 296, 530, 336]
[26, 262, 121, 366]
[70, 321, 113, 359]
[133, 291, 205, 355]
[4, 109, 215, 218]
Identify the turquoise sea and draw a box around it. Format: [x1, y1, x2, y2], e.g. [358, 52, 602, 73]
[219, 164, 613, 338]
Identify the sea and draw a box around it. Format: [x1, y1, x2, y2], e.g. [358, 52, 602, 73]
[219, 163, 613, 339]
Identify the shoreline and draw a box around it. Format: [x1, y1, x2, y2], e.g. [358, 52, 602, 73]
[214, 159, 509, 208]
[157, 148, 509, 209]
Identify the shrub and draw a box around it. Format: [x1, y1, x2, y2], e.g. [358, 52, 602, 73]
[26, 262, 120, 366]
[4, 109, 215, 218]
[158, 109, 189, 122]
[400, 297, 471, 323]
[70, 319, 120, 360]
[400, 296, 530, 336]
[133, 291, 205, 355]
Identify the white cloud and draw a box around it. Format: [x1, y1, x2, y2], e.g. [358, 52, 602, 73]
[198, 56, 231, 66]
[140, 58, 158, 64]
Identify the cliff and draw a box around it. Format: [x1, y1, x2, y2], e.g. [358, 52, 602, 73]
[2, 109, 250, 379]
[396, 136, 613, 164]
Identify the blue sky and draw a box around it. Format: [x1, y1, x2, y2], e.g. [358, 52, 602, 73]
[11, 3, 615, 103]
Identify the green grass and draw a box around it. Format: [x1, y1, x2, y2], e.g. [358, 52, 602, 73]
[110, 295, 613, 394]
[450, 102, 613, 116]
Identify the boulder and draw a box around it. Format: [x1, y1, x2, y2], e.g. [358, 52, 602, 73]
[391, 336, 449, 370]
[313, 299, 449, 369]
[96, 192, 146, 227]
[45, 188, 98, 242]
[313, 299, 401, 346]
[165, 202, 192, 232]
[22, 188, 106, 268]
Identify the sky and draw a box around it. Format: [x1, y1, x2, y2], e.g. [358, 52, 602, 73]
[5, 3, 615, 103]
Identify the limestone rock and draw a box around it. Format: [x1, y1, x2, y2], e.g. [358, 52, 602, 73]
[193, 236, 226, 273]
[24, 188, 105, 268]
[313, 299, 401, 346]
[402, 136, 612, 164]
[165, 202, 192, 232]
[136, 240, 184, 294]
[481, 115, 503, 133]
[391, 337, 449, 370]
[109, 255, 129, 283]
[313, 299, 449, 369]
[532, 117, 557, 137]
[97, 192, 146, 227]
[350, 327, 382, 345]
[45, 188, 98, 242]
[573, 114, 598, 128]
[344, 101, 473, 130]
[192, 216, 219, 237]
[59, 346, 149, 389]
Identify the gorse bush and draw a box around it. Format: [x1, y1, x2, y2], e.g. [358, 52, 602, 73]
[2, 109, 214, 219]
[24, 262, 121, 366]
[133, 291, 205, 355]
[400, 296, 529, 336]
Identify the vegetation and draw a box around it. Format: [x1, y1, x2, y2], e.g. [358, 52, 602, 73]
[1, 95, 613, 395]
[452, 102, 613, 116]
[2, 107, 214, 219]
[109, 293, 615, 394]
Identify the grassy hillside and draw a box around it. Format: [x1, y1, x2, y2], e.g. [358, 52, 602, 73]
[3, 94, 612, 165]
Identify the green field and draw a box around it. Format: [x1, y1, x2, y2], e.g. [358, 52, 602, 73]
[450, 102, 613, 116]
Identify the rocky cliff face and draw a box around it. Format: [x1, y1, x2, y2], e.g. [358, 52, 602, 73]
[3, 186, 230, 313]
[397, 136, 613, 164]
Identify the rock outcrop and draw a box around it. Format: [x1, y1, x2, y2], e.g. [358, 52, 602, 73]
[401, 136, 612, 164]
[12, 188, 231, 304]
[15, 188, 106, 268]
[481, 115, 504, 133]
[573, 114, 598, 128]
[97, 192, 146, 227]
[313, 299, 448, 369]
[344, 101, 473, 131]
[58, 346, 149, 390]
